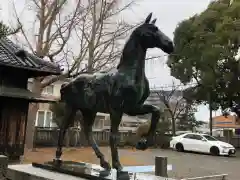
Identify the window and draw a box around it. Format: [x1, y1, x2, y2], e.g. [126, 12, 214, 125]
[203, 135, 218, 141]
[27, 81, 33, 91]
[183, 134, 195, 139]
[36, 111, 45, 127]
[45, 111, 53, 127]
[93, 118, 103, 129]
[42, 85, 54, 95]
[104, 117, 110, 126]
[192, 134, 203, 141]
[36, 110, 53, 127]
[183, 134, 203, 140]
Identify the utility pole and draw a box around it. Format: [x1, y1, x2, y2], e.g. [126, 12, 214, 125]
[208, 92, 213, 135]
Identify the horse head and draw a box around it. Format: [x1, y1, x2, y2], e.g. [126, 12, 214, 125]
[133, 12, 174, 54]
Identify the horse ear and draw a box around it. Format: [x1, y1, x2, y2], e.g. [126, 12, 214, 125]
[151, 18, 157, 24]
[145, 13, 152, 24]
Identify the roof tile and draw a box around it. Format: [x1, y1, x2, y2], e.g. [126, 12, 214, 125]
[0, 37, 61, 75]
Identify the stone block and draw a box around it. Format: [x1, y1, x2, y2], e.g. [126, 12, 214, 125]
[0, 155, 8, 179]
[7, 164, 84, 180]
[181, 174, 228, 180]
[6, 164, 177, 180]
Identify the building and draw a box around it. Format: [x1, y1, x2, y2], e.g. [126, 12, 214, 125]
[211, 115, 240, 137]
[0, 37, 61, 159]
[94, 113, 148, 132]
[28, 78, 66, 128]
[213, 115, 240, 129]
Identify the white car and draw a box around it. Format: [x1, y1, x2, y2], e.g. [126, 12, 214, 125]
[170, 133, 236, 156]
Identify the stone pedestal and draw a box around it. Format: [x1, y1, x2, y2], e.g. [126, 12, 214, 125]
[0, 155, 8, 179]
[7, 164, 85, 180]
[6, 164, 177, 180]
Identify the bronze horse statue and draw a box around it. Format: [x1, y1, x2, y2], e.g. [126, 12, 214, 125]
[55, 13, 174, 172]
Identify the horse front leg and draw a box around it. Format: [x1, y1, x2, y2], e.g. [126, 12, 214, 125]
[54, 105, 76, 165]
[109, 110, 123, 171]
[126, 104, 161, 150]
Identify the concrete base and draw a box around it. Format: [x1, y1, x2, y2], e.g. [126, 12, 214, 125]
[7, 164, 84, 180]
[181, 174, 228, 180]
[7, 164, 177, 180]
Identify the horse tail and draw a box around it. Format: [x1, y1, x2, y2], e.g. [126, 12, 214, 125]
[60, 79, 85, 102]
[60, 82, 71, 101]
[60, 82, 68, 92]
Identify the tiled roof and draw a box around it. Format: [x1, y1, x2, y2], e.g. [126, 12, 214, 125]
[0, 37, 61, 75]
[0, 86, 57, 103]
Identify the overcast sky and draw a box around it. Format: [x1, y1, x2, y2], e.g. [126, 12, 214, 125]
[0, 0, 221, 121]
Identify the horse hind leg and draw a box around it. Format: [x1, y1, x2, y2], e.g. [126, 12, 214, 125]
[109, 110, 123, 171]
[81, 110, 111, 170]
[55, 104, 76, 165]
[126, 104, 161, 150]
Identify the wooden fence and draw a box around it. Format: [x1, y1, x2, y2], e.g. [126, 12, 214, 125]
[34, 127, 171, 148]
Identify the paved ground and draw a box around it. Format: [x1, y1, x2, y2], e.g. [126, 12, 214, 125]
[23, 147, 240, 179]
[145, 149, 240, 180]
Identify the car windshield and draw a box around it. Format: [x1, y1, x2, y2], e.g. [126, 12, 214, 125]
[203, 135, 218, 141]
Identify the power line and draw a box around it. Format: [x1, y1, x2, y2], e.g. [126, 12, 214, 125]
[145, 54, 168, 60]
[150, 82, 198, 90]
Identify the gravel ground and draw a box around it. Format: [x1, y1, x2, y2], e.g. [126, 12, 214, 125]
[24, 147, 240, 180]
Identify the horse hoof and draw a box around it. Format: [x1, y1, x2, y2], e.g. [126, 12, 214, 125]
[53, 158, 62, 167]
[112, 162, 123, 172]
[100, 160, 111, 170]
[136, 138, 148, 151]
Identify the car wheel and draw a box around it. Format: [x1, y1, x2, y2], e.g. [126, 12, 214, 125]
[176, 143, 184, 152]
[210, 146, 219, 156]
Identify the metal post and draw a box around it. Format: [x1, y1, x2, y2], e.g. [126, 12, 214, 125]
[155, 156, 167, 177]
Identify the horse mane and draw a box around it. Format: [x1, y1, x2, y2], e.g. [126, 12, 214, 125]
[116, 32, 138, 69]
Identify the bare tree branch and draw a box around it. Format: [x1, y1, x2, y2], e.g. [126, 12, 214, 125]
[13, 0, 136, 88]
[155, 82, 187, 135]
[12, 0, 138, 86]
[12, 3, 35, 53]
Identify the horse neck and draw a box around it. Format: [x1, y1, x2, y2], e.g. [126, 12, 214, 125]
[117, 35, 147, 81]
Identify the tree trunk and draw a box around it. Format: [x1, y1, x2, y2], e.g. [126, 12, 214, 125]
[171, 117, 176, 136]
[209, 93, 213, 136]
[25, 79, 42, 150]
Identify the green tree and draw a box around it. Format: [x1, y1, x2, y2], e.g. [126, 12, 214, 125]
[177, 110, 205, 132]
[168, 0, 240, 110]
[177, 100, 198, 131]
[189, 115, 206, 132]
[0, 21, 20, 38]
[0, 21, 10, 38]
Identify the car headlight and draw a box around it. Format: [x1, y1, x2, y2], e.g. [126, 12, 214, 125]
[220, 145, 228, 148]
